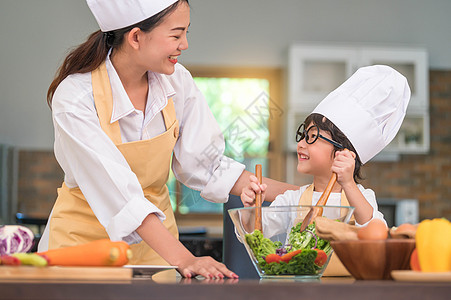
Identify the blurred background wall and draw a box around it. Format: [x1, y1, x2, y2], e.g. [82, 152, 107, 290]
[0, 0, 450, 222]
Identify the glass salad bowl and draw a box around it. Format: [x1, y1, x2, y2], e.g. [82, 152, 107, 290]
[228, 205, 355, 280]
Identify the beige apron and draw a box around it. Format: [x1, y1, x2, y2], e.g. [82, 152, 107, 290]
[48, 62, 179, 266]
[298, 184, 353, 276]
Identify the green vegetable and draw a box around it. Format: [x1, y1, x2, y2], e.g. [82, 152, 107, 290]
[289, 223, 316, 250]
[245, 230, 277, 259]
[262, 250, 318, 275]
[288, 222, 332, 255]
[244, 221, 335, 276]
[12, 253, 48, 267]
[321, 241, 332, 255]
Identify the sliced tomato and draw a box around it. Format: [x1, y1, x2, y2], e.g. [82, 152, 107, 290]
[265, 254, 282, 264]
[280, 249, 302, 263]
[314, 249, 328, 267]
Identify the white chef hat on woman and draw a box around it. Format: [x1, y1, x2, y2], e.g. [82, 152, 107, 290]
[312, 65, 411, 164]
[86, 0, 178, 32]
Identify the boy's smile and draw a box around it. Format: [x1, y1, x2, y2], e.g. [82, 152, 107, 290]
[297, 152, 309, 160]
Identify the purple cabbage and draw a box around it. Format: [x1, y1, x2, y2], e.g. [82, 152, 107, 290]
[275, 244, 292, 257]
[275, 247, 287, 256]
[305, 229, 318, 249]
[0, 225, 34, 255]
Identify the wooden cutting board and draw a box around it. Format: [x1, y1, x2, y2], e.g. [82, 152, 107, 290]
[391, 270, 451, 282]
[0, 266, 132, 280]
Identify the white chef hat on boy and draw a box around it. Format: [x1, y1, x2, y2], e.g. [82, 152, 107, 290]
[312, 65, 411, 164]
[86, 0, 178, 32]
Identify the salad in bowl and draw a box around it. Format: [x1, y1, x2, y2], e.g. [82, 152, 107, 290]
[228, 205, 355, 279]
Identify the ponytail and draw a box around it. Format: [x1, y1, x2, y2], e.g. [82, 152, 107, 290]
[47, 31, 109, 107]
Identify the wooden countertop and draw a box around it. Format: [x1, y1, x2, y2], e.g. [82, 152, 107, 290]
[1, 275, 450, 300]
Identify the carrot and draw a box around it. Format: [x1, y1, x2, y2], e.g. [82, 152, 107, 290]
[110, 241, 133, 266]
[265, 254, 282, 264]
[280, 249, 302, 263]
[37, 239, 131, 267]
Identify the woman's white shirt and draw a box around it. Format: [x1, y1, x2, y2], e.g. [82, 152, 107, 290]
[39, 55, 244, 250]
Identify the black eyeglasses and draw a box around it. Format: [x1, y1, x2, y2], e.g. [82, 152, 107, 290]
[296, 124, 344, 149]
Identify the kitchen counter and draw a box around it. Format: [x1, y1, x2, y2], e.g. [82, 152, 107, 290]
[1, 275, 450, 300]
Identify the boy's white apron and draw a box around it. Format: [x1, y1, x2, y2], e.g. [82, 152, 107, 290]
[298, 184, 353, 276]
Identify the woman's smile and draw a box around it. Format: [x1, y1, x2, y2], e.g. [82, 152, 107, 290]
[168, 55, 178, 64]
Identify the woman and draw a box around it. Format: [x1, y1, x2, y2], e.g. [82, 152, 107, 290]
[39, 0, 296, 279]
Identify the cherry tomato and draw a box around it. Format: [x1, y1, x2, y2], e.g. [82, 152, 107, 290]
[314, 249, 328, 267]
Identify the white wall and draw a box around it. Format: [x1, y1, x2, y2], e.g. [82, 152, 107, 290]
[0, 1, 97, 149]
[1, 0, 450, 150]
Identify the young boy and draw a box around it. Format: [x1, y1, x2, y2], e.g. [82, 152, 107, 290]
[241, 65, 411, 227]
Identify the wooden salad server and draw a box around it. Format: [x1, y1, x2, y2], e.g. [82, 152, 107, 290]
[299, 173, 337, 232]
[254, 164, 263, 232]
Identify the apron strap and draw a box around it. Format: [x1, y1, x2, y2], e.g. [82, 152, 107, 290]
[299, 184, 315, 206]
[162, 98, 177, 129]
[92, 62, 122, 145]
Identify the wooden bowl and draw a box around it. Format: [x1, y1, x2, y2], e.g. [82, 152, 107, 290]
[330, 239, 415, 280]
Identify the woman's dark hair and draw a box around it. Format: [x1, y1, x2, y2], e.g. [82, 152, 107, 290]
[303, 113, 364, 183]
[47, 0, 189, 107]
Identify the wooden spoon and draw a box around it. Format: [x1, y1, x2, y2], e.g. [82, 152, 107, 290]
[254, 164, 263, 232]
[299, 173, 337, 232]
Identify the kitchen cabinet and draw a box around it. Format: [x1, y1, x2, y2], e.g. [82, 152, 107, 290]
[286, 44, 429, 158]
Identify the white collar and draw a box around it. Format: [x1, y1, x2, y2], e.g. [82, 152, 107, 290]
[104, 51, 176, 124]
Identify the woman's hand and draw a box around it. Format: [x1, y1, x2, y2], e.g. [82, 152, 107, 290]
[240, 175, 267, 207]
[176, 255, 238, 279]
[331, 150, 356, 188]
[137, 214, 238, 279]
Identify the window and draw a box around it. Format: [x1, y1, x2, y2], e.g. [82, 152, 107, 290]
[169, 67, 285, 222]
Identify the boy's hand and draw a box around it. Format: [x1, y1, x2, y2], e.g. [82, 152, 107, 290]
[240, 175, 267, 207]
[332, 150, 356, 188]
